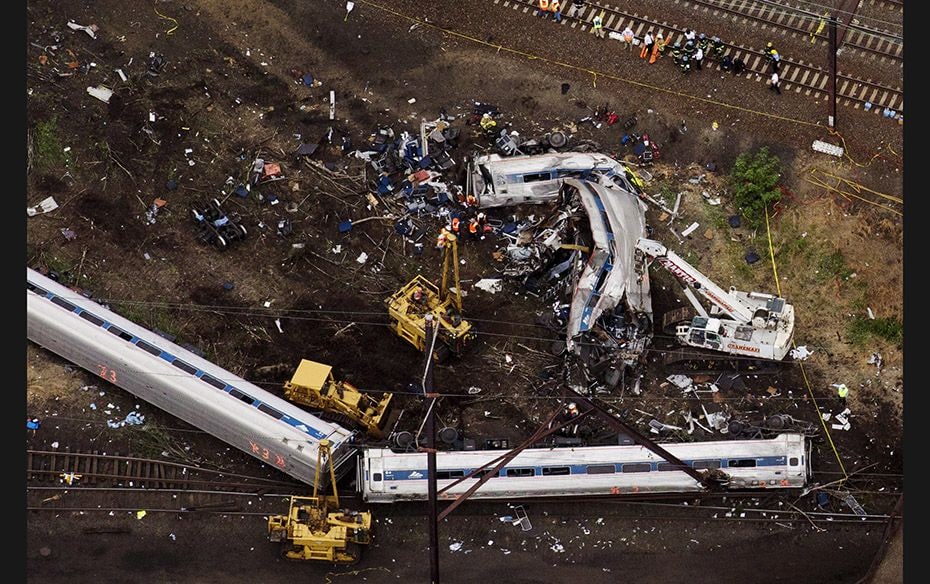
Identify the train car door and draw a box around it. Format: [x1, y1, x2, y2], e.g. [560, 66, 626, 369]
[367, 455, 385, 493]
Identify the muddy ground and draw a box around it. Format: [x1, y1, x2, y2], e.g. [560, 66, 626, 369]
[26, 0, 904, 582]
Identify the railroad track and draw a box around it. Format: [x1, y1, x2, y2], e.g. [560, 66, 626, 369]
[677, 0, 903, 61]
[501, 0, 903, 115]
[26, 449, 305, 493]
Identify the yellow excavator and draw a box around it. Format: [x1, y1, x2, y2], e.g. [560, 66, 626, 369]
[385, 229, 474, 361]
[283, 359, 393, 439]
[267, 439, 372, 564]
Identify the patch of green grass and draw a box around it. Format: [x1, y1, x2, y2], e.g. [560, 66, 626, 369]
[847, 315, 902, 346]
[113, 302, 180, 338]
[816, 250, 854, 283]
[32, 117, 71, 172]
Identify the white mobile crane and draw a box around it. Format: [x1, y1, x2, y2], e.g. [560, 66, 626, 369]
[635, 238, 795, 361]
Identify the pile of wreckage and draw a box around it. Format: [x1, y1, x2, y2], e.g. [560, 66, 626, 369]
[329, 104, 664, 393]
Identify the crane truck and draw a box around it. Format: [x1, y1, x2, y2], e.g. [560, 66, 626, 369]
[635, 238, 795, 361]
[385, 229, 475, 362]
[267, 439, 372, 564]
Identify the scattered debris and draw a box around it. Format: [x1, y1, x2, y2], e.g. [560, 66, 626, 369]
[789, 346, 813, 360]
[474, 278, 503, 294]
[27, 196, 59, 216]
[67, 21, 99, 39]
[86, 85, 113, 103]
[680, 222, 699, 237]
[107, 411, 145, 428]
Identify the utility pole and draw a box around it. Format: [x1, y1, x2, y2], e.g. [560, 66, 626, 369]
[828, 15, 838, 129]
[422, 315, 440, 584]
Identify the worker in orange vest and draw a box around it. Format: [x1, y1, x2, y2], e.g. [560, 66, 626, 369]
[451, 216, 461, 234]
[466, 193, 478, 207]
[649, 32, 665, 64]
[468, 218, 479, 239]
[539, 0, 550, 18]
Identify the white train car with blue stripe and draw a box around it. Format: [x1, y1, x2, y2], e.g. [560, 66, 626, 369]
[360, 433, 810, 502]
[26, 267, 356, 486]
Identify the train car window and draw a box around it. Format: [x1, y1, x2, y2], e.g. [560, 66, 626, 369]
[542, 466, 571, 476]
[505, 468, 535, 478]
[199, 373, 227, 390]
[789, 457, 799, 466]
[78, 311, 105, 326]
[50, 296, 77, 311]
[621, 463, 652, 473]
[372, 473, 382, 482]
[473, 468, 499, 479]
[134, 340, 161, 356]
[436, 470, 465, 480]
[692, 459, 721, 470]
[657, 462, 690, 472]
[106, 325, 134, 342]
[522, 171, 552, 183]
[27, 282, 47, 295]
[257, 403, 284, 419]
[228, 388, 255, 405]
[728, 459, 757, 468]
[585, 464, 616, 475]
[171, 359, 198, 375]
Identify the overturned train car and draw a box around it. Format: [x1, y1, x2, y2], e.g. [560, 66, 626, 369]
[26, 267, 357, 487]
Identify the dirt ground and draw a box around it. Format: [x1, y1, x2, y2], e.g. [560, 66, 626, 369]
[26, 0, 904, 581]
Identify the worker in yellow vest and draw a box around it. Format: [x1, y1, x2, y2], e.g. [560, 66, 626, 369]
[592, 11, 605, 38]
[550, 0, 562, 22]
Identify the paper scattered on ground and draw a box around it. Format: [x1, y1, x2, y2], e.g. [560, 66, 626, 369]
[474, 278, 503, 293]
[790, 346, 813, 360]
[27, 196, 59, 216]
[87, 85, 114, 103]
[67, 21, 99, 39]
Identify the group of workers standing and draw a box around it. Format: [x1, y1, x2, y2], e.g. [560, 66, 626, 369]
[538, 0, 785, 93]
[442, 211, 490, 246]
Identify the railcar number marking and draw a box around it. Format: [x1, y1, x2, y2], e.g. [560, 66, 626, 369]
[249, 440, 287, 468]
[97, 364, 118, 383]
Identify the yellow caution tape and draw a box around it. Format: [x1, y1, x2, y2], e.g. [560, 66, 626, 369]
[764, 205, 847, 480]
[154, 3, 179, 35]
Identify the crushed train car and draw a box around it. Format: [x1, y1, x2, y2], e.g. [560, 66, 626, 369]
[561, 178, 652, 382]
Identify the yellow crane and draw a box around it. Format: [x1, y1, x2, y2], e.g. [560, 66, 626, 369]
[385, 229, 474, 361]
[283, 359, 393, 439]
[266, 439, 372, 564]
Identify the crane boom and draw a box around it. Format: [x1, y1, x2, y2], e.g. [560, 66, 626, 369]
[635, 238, 756, 323]
[634, 237, 795, 361]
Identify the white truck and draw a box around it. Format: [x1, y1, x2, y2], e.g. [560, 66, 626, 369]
[635, 238, 795, 361]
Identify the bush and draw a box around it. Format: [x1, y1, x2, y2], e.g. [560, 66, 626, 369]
[728, 147, 782, 230]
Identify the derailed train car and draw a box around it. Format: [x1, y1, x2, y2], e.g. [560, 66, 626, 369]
[562, 178, 653, 375]
[359, 433, 810, 502]
[467, 151, 643, 209]
[26, 267, 356, 486]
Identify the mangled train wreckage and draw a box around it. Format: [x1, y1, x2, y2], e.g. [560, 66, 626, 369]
[467, 152, 655, 389]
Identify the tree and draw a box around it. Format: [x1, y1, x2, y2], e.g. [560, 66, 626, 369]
[728, 147, 782, 230]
